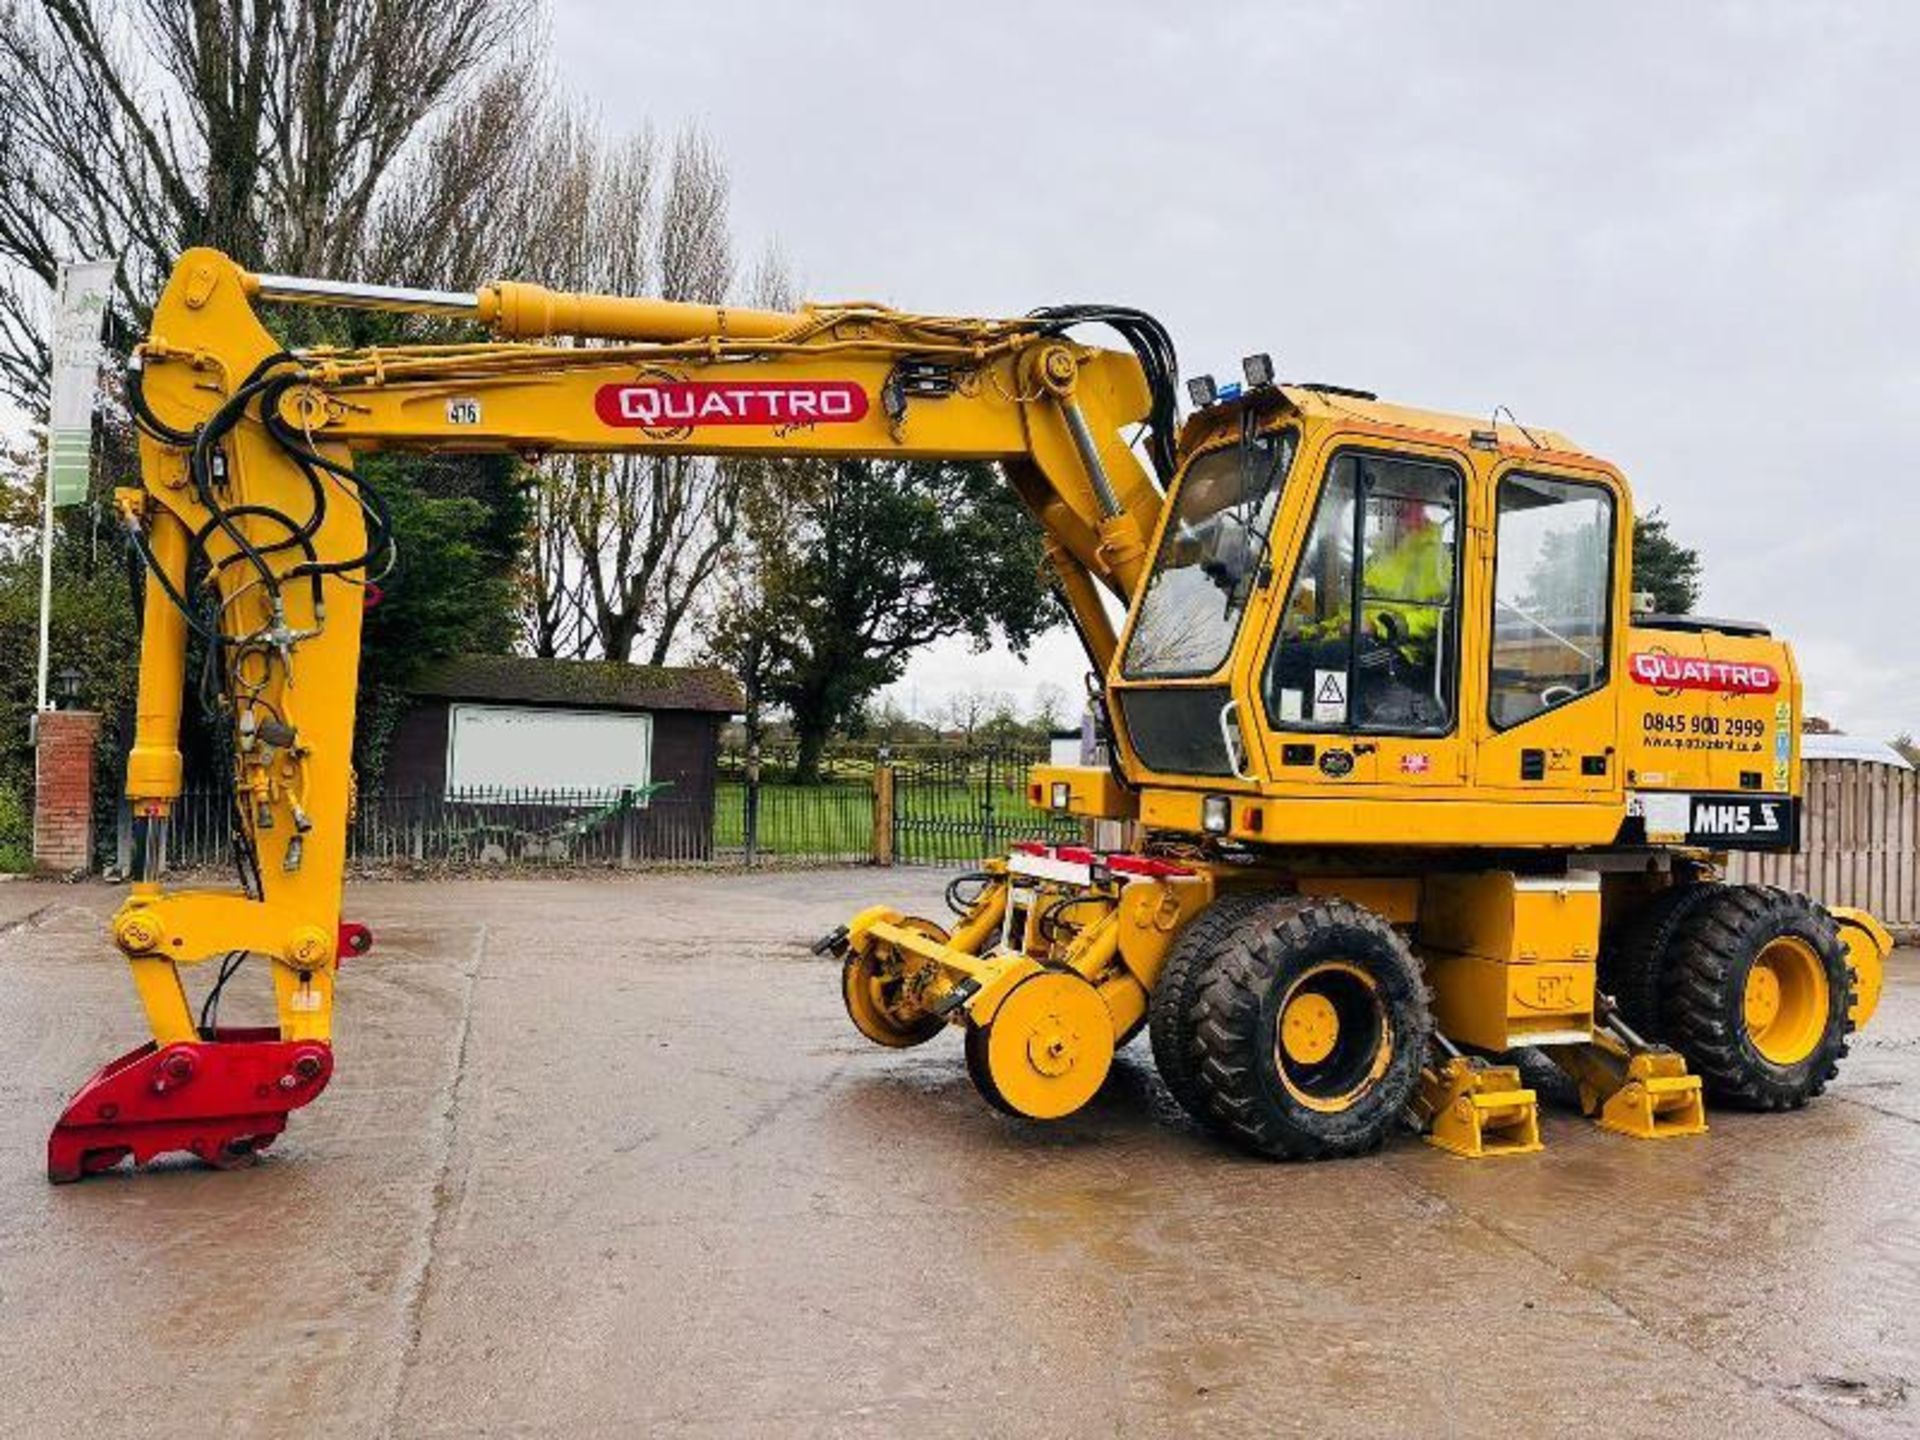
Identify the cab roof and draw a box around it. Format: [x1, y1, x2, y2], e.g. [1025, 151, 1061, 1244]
[1173, 383, 1586, 464]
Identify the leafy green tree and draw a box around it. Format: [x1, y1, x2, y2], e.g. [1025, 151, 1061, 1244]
[0, 448, 138, 867]
[0, 540, 134, 776]
[352, 452, 528, 782]
[712, 459, 1059, 783]
[1631, 508, 1702, 614]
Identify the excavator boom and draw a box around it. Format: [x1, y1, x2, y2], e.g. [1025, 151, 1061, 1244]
[51, 247, 1177, 1179]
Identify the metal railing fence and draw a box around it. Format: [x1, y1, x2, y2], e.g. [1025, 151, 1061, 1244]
[141, 744, 1084, 873]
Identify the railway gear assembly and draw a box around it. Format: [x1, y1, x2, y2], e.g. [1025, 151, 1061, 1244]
[47, 246, 1892, 1180]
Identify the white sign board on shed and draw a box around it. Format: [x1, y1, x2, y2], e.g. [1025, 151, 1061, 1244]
[447, 704, 653, 797]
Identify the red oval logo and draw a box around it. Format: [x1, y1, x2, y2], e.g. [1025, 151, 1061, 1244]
[594, 380, 869, 429]
[1628, 651, 1779, 694]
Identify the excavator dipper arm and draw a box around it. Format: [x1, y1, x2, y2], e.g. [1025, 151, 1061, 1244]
[50, 247, 1175, 1181]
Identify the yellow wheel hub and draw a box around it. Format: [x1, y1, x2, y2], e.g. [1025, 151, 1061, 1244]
[977, 971, 1114, 1119]
[1271, 961, 1392, 1114]
[1743, 966, 1781, 1031]
[1744, 936, 1829, 1066]
[1280, 991, 1340, 1065]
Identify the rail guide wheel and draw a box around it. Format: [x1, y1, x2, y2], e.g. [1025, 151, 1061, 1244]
[966, 971, 1114, 1119]
[842, 917, 949, 1048]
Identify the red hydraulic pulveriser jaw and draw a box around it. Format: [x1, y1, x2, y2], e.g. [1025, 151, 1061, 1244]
[47, 1028, 334, 1183]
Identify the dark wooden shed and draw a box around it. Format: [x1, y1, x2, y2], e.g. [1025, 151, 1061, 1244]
[385, 654, 743, 861]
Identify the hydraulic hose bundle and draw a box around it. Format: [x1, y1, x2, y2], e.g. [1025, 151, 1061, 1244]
[122, 352, 396, 895]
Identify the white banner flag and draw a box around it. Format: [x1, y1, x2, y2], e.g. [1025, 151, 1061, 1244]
[37, 258, 115, 712]
[46, 259, 116, 507]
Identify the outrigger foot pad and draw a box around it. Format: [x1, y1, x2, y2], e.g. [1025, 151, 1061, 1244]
[47, 1027, 334, 1184]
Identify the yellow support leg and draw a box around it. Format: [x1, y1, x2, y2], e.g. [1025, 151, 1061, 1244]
[1595, 1051, 1708, 1140]
[1415, 1055, 1544, 1158]
[1552, 1033, 1707, 1141]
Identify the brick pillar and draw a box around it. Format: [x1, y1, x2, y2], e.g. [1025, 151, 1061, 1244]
[33, 709, 101, 875]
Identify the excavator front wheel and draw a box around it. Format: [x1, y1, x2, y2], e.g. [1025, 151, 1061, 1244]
[1185, 898, 1430, 1159]
[965, 971, 1114, 1120]
[841, 918, 948, 1049]
[1149, 892, 1274, 1122]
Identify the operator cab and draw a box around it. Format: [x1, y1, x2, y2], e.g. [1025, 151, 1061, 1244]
[1104, 377, 1632, 841]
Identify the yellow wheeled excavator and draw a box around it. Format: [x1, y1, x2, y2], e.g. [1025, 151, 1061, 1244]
[47, 246, 1893, 1180]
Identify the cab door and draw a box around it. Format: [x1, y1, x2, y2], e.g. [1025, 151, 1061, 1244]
[1473, 465, 1625, 797]
[1246, 440, 1474, 791]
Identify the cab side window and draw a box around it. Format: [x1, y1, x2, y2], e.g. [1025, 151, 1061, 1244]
[1488, 473, 1614, 729]
[1264, 451, 1460, 735]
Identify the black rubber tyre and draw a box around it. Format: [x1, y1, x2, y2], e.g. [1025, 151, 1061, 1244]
[1659, 885, 1852, 1110]
[1505, 1045, 1583, 1112]
[1148, 892, 1279, 1122]
[1187, 898, 1431, 1160]
[963, 1024, 1018, 1116]
[1598, 881, 1720, 1037]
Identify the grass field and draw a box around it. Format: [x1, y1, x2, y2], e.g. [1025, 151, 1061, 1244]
[712, 776, 1077, 862]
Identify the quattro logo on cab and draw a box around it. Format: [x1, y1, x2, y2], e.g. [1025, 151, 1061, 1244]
[595, 379, 869, 428]
[1629, 651, 1780, 695]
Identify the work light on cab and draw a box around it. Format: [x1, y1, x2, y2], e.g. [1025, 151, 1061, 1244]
[1202, 795, 1232, 834]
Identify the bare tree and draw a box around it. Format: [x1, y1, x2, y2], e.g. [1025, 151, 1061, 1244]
[0, 2, 782, 676]
[942, 687, 1009, 747]
[364, 67, 550, 292]
[0, 0, 535, 403]
[516, 129, 786, 663]
[1030, 682, 1073, 734]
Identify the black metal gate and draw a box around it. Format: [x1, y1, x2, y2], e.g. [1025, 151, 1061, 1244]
[889, 746, 1081, 865]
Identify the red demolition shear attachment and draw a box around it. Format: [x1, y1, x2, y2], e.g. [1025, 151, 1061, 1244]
[47, 1028, 334, 1183]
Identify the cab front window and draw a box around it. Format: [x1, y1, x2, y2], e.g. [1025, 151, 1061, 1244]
[1263, 450, 1461, 734]
[1121, 428, 1297, 679]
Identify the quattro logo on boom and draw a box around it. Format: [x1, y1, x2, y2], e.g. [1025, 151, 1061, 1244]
[595, 379, 869, 428]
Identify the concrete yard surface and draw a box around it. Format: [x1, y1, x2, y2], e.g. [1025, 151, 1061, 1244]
[1, 871, 1916, 1438]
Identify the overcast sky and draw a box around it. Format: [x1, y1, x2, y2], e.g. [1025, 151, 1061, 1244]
[554, 1, 1918, 738]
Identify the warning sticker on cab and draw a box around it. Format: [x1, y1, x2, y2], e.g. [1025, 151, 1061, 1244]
[1313, 669, 1347, 725]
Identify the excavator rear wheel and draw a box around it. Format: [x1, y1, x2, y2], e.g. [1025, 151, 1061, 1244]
[1598, 880, 1718, 1036]
[1186, 898, 1430, 1160]
[1658, 885, 1852, 1110]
